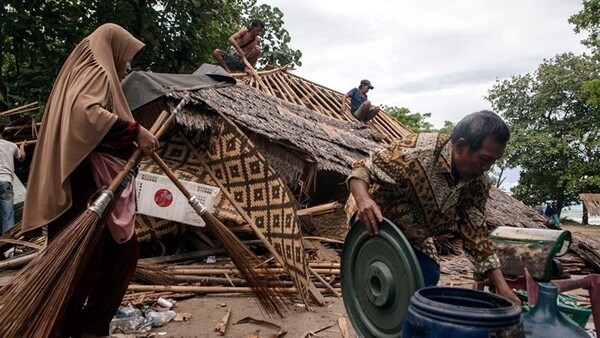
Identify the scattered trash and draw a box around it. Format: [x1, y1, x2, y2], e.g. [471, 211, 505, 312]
[3, 245, 29, 259]
[233, 316, 287, 337]
[110, 303, 178, 334]
[174, 313, 191, 322]
[110, 316, 148, 333]
[115, 304, 143, 319]
[146, 310, 177, 327]
[156, 297, 173, 309]
[338, 316, 350, 338]
[206, 255, 217, 263]
[214, 307, 231, 335]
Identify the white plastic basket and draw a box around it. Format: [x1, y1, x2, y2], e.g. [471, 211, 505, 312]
[135, 171, 220, 227]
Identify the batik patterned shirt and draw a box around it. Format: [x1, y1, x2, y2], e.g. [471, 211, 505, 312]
[346, 133, 500, 280]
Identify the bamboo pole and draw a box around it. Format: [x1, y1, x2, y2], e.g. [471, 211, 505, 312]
[128, 284, 340, 295]
[242, 58, 274, 96]
[168, 267, 340, 275]
[164, 261, 341, 270]
[296, 202, 341, 217]
[4, 123, 41, 131]
[0, 239, 43, 250]
[14, 140, 36, 146]
[0, 253, 36, 270]
[308, 266, 340, 297]
[302, 236, 345, 245]
[170, 275, 341, 289]
[0, 102, 38, 117]
[172, 275, 295, 287]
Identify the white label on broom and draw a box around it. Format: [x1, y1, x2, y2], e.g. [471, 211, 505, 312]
[135, 171, 220, 227]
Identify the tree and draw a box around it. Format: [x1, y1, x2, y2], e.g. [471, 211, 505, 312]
[382, 105, 434, 133]
[486, 53, 600, 215]
[437, 120, 455, 135]
[570, 0, 600, 111]
[487, 160, 508, 189]
[0, 0, 301, 110]
[246, 4, 302, 69]
[569, 0, 600, 53]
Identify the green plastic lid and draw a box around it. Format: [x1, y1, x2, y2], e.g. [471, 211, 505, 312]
[341, 217, 424, 338]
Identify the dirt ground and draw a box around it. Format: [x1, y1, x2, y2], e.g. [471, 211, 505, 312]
[562, 222, 600, 238]
[138, 223, 600, 338]
[3, 223, 594, 337]
[143, 295, 354, 338]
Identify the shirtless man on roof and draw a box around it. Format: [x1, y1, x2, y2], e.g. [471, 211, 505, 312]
[213, 19, 265, 74]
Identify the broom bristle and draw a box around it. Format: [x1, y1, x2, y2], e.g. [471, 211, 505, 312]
[134, 262, 173, 285]
[0, 209, 103, 337]
[203, 212, 289, 317]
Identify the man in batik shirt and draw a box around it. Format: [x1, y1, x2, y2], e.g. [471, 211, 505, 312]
[346, 110, 521, 305]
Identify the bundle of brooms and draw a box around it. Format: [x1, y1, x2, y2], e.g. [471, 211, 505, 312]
[0, 96, 287, 337]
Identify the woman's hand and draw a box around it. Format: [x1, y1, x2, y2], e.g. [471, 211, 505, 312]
[136, 126, 159, 155]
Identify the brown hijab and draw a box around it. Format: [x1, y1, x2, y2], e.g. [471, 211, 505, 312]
[22, 23, 145, 234]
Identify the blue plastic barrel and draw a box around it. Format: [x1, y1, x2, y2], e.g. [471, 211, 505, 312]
[402, 287, 524, 338]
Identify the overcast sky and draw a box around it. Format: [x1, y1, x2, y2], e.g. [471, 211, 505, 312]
[256, 0, 589, 128]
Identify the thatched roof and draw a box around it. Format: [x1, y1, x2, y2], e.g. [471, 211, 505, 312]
[231, 68, 413, 142]
[486, 187, 547, 229]
[580, 193, 600, 216]
[170, 85, 383, 175]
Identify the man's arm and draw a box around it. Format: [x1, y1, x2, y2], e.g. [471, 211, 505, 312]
[341, 94, 350, 114]
[486, 268, 522, 305]
[228, 28, 249, 59]
[16, 142, 25, 162]
[348, 178, 383, 235]
[457, 181, 522, 305]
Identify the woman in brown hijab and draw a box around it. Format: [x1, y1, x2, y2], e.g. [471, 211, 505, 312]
[22, 23, 158, 337]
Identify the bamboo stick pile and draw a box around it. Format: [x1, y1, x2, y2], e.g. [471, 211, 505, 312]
[124, 258, 342, 305]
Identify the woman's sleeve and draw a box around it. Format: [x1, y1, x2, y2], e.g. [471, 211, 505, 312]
[102, 118, 140, 142]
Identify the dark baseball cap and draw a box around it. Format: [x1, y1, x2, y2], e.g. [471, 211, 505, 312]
[360, 79, 374, 89]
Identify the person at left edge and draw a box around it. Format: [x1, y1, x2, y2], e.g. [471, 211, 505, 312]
[21, 23, 158, 338]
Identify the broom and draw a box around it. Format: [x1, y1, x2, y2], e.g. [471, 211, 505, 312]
[148, 151, 289, 317]
[0, 96, 189, 337]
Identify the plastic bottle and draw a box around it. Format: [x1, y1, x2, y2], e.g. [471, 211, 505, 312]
[109, 317, 148, 333]
[146, 310, 177, 327]
[156, 297, 173, 309]
[114, 304, 143, 319]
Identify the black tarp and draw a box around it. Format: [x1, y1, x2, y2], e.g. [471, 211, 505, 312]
[122, 63, 236, 111]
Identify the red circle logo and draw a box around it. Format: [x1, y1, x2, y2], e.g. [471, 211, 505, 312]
[154, 189, 173, 207]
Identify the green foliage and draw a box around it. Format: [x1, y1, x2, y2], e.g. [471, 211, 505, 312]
[0, 0, 301, 108]
[437, 120, 455, 135]
[486, 53, 600, 213]
[582, 78, 600, 108]
[246, 4, 302, 68]
[382, 105, 434, 133]
[569, 0, 600, 52]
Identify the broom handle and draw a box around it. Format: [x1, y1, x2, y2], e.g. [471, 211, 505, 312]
[106, 94, 190, 193]
[149, 152, 193, 200]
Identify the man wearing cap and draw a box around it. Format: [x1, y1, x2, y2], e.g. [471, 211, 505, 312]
[341, 79, 380, 123]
